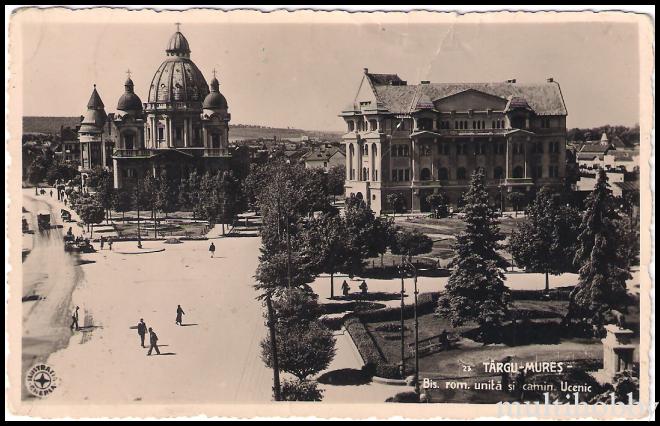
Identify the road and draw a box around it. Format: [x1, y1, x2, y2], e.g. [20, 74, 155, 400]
[22, 189, 84, 400]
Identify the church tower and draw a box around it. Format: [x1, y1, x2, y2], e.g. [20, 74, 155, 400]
[79, 85, 110, 171]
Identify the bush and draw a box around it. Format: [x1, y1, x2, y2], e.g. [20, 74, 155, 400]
[375, 323, 409, 333]
[344, 317, 401, 379]
[281, 379, 324, 401]
[385, 391, 420, 403]
[320, 315, 345, 331]
[357, 292, 440, 323]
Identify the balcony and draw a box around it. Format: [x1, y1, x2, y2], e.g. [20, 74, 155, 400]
[113, 149, 153, 158]
[504, 177, 534, 186]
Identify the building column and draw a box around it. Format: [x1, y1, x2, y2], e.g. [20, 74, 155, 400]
[506, 137, 512, 178]
[166, 117, 172, 148]
[183, 118, 189, 147]
[346, 143, 351, 180]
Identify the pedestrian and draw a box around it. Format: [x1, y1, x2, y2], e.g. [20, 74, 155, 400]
[50, 189, 53, 197]
[137, 318, 148, 347]
[209, 242, 216, 258]
[359, 279, 368, 295]
[341, 280, 350, 297]
[147, 327, 160, 356]
[70, 306, 80, 331]
[35, 187, 39, 196]
[100, 235, 105, 250]
[175, 305, 185, 325]
[108, 237, 113, 251]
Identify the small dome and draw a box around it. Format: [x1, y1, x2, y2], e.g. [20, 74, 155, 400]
[166, 31, 191, 57]
[202, 76, 228, 109]
[80, 85, 107, 131]
[117, 77, 143, 111]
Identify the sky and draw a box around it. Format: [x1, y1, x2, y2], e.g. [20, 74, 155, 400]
[19, 19, 640, 131]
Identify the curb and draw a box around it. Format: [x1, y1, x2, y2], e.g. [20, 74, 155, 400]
[113, 248, 166, 255]
[371, 376, 408, 386]
[341, 325, 366, 368]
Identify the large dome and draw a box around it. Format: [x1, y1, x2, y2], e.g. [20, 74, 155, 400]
[147, 30, 209, 104]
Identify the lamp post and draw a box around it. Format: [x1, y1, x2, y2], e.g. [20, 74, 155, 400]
[135, 178, 142, 249]
[399, 259, 406, 378]
[399, 257, 419, 390]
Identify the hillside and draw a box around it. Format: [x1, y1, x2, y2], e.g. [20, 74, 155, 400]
[22, 116, 343, 142]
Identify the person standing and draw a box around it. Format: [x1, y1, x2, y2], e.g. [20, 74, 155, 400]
[137, 318, 148, 347]
[147, 327, 160, 356]
[70, 306, 80, 331]
[175, 305, 185, 326]
[100, 235, 105, 250]
[209, 242, 216, 258]
[108, 237, 113, 251]
[50, 189, 53, 197]
[359, 279, 368, 295]
[341, 280, 350, 297]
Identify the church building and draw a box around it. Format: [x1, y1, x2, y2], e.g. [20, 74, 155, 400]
[77, 26, 232, 189]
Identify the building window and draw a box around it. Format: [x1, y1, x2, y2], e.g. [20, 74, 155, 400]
[513, 166, 524, 178]
[534, 165, 543, 178]
[123, 133, 134, 150]
[158, 127, 164, 141]
[438, 167, 449, 180]
[494, 166, 504, 179]
[392, 170, 398, 182]
[175, 127, 183, 141]
[475, 144, 486, 155]
[549, 165, 560, 177]
[370, 120, 378, 131]
[348, 121, 355, 132]
[212, 133, 221, 148]
[398, 170, 404, 182]
[421, 168, 431, 181]
[404, 169, 410, 181]
[457, 167, 467, 180]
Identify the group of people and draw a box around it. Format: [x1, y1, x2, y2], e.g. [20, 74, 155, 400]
[136, 305, 187, 356]
[99, 235, 113, 250]
[340, 279, 369, 297]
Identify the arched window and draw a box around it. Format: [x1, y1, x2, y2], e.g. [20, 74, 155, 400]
[438, 167, 449, 180]
[348, 121, 355, 132]
[362, 167, 368, 181]
[513, 166, 524, 178]
[494, 166, 504, 179]
[421, 168, 431, 181]
[123, 132, 135, 150]
[457, 167, 467, 180]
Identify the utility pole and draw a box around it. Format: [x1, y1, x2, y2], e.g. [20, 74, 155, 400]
[412, 263, 419, 394]
[136, 179, 142, 249]
[265, 294, 281, 401]
[399, 258, 406, 378]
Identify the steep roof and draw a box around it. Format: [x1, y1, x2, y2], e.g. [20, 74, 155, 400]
[370, 80, 567, 116]
[302, 147, 344, 161]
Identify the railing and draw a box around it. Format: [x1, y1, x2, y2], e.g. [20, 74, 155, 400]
[202, 148, 231, 157]
[113, 149, 153, 158]
[505, 177, 534, 185]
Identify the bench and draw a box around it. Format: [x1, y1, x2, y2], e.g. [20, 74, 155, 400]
[408, 333, 459, 357]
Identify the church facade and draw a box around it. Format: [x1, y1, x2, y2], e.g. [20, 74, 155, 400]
[77, 27, 232, 189]
[340, 69, 568, 215]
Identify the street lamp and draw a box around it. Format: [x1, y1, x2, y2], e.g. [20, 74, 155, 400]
[399, 257, 419, 391]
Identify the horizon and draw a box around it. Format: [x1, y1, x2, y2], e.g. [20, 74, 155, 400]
[19, 20, 640, 131]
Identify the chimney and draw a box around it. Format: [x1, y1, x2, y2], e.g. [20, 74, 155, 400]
[547, 77, 554, 83]
[420, 80, 430, 85]
[363, 68, 369, 74]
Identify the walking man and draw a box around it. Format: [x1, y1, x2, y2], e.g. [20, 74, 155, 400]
[175, 305, 185, 326]
[209, 242, 216, 258]
[70, 306, 80, 331]
[137, 318, 147, 348]
[341, 280, 350, 297]
[147, 327, 160, 356]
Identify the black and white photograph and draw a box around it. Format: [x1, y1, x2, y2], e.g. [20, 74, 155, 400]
[5, 6, 654, 420]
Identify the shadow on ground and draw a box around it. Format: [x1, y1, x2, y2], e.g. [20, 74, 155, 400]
[317, 368, 371, 386]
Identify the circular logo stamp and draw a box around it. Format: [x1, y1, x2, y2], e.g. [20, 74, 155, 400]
[25, 363, 59, 397]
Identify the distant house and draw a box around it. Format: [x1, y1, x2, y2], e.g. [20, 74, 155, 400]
[576, 132, 638, 172]
[60, 126, 80, 165]
[302, 146, 346, 172]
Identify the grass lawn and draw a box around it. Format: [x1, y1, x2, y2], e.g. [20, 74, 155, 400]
[360, 295, 640, 403]
[114, 221, 208, 238]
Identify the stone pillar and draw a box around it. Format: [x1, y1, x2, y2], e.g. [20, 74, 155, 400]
[506, 137, 512, 178]
[166, 117, 172, 148]
[183, 118, 189, 147]
[592, 325, 636, 385]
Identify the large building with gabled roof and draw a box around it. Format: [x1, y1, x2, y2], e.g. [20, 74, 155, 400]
[339, 69, 569, 214]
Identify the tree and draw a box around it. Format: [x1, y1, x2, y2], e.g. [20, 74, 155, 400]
[301, 212, 354, 299]
[426, 192, 449, 219]
[280, 379, 323, 401]
[155, 170, 178, 220]
[77, 197, 105, 238]
[344, 197, 393, 272]
[142, 175, 159, 237]
[507, 191, 526, 216]
[386, 192, 406, 219]
[436, 170, 509, 340]
[218, 171, 240, 235]
[95, 171, 115, 224]
[326, 164, 346, 203]
[112, 187, 133, 222]
[260, 321, 336, 381]
[509, 187, 581, 293]
[566, 169, 632, 326]
[389, 229, 433, 262]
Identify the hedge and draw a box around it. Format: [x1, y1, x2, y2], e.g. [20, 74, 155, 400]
[356, 292, 440, 323]
[344, 316, 401, 379]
